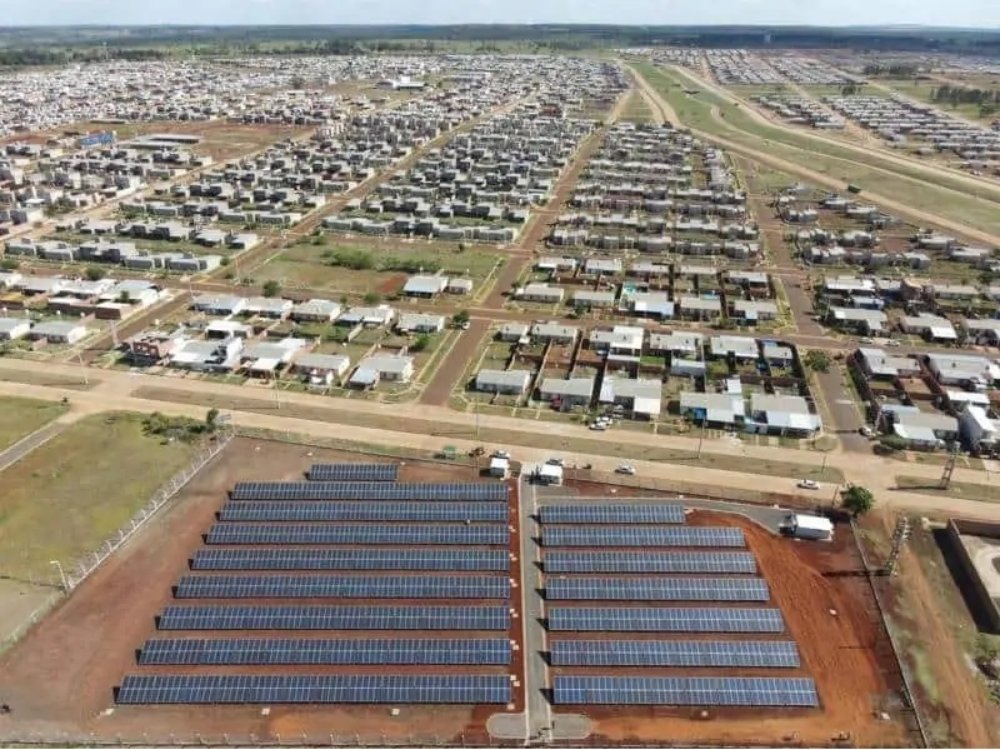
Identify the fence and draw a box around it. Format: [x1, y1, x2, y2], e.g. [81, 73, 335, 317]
[850, 518, 930, 748]
[65, 426, 235, 591]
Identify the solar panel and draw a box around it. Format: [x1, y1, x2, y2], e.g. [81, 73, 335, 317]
[158, 605, 510, 631]
[206, 523, 509, 546]
[544, 551, 756, 574]
[539, 504, 685, 524]
[176, 575, 510, 599]
[547, 607, 785, 633]
[191, 549, 510, 572]
[220, 501, 508, 523]
[542, 526, 745, 548]
[118, 674, 512, 705]
[139, 638, 512, 666]
[231, 482, 508, 502]
[553, 676, 819, 707]
[549, 639, 800, 668]
[546, 577, 769, 602]
[307, 464, 399, 482]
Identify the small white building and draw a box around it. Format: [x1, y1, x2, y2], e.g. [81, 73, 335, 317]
[787, 514, 834, 541]
[489, 456, 511, 478]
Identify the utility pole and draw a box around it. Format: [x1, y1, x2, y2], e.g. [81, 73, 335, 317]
[940, 449, 958, 489]
[883, 516, 912, 576]
[76, 350, 89, 386]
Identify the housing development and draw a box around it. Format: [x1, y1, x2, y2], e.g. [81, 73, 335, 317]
[0, 23, 998, 750]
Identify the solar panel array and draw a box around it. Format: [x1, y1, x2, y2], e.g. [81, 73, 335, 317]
[231, 482, 507, 502]
[543, 526, 745, 548]
[192, 548, 510, 572]
[176, 575, 510, 600]
[307, 463, 398, 482]
[159, 605, 510, 631]
[118, 674, 512, 705]
[119, 470, 517, 706]
[553, 676, 819, 707]
[206, 523, 509, 547]
[140, 638, 512, 666]
[220, 501, 508, 523]
[546, 577, 770, 602]
[544, 551, 757, 574]
[548, 607, 785, 633]
[550, 640, 800, 668]
[540, 504, 685, 525]
[538, 501, 816, 710]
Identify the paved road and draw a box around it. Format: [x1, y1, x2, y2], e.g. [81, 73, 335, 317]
[518, 477, 551, 742]
[0, 420, 67, 473]
[814, 368, 868, 453]
[419, 319, 490, 406]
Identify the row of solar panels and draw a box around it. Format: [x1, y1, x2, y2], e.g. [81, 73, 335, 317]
[231, 482, 508, 502]
[192, 549, 511, 572]
[546, 577, 769, 602]
[117, 675, 818, 707]
[158, 605, 510, 631]
[544, 550, 757, 574]
[176, 575, 510, 600]
[539, 504, 685, 525]
[220, 501, 509, 523]
[549, 607, 785, 633]
[542, 526, 745, 548]
[136, 637, 798, 668]
[140, 638, 512, 666]
[206, 523, 510, 547]
[306, 464, 398, 482]
[118, 675, 511, 705]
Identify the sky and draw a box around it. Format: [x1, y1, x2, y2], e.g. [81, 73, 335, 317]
[5, 0, 1000, 28]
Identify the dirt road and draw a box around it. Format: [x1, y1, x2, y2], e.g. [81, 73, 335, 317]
[629, 64, 1000, 248]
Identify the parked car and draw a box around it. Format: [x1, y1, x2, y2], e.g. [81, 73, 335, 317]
[589, 423, 608, 431]
[884, 340, 901, 348]
[546, 457, 565, 467]
[616, 464, 637, 475]
[797, 479, 820, 490]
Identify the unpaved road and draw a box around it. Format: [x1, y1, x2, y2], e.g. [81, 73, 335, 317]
[629, 63, 1000, 248]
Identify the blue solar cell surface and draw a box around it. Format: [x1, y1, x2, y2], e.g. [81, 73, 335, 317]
[539, 504, 685, 524]
[545, 577, 769, 602]
[176, 575, 510, 599]
[139, 638, 512, 666]
[220, 502, 508, 523]
[549, 639, 800, 668]
[158, 605, 510, 631]
[231, 482, 508, 501]
[205, 523, 509, 546]
[542, 526, 745, 548]
[543, 551, 756, 574]
[553, 676, 819, 707]
[547, 607, 785, 633]
[307, 464, 398, 481]
[118, 674, 512, 704]
[190, 549, 510, 572]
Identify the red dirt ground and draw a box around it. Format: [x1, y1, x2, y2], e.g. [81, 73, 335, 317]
[550, 508, 915, 747]
[0, 440, 519, 746]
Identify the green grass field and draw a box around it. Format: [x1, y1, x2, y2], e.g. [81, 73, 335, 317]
[895, 475, 999, 503]
[0, 411, 201, 582]
[881, 78, 997, 124]
[634, 62, 1000, 236]
[0, 397, 66, 451]
[620, 90, 654, 122]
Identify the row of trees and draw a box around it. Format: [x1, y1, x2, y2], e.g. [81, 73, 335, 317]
[931, 84, 1000, 116]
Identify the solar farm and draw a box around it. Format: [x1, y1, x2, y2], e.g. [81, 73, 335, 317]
[539, 503, 819, 712]
[0, 440, 914, 746]
[117, 465, 520, 709]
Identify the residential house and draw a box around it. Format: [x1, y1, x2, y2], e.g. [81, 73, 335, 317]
[337, 305, 397, 328]
[291, 299, 341, 323]
[518, 283, 565, 304]
[28, 321, 88, 344]
[397, 313, 446, 333]
[349, 354, 414, 388]
[599, 376, 662, 419]
[749, 394, 821, 437]
[530, 323, 578, 345]
[0, 317, 31, 340]
[678, 296, 722, 320]
[475, 369, 533, 395]
[403, 274, 449, 298]
[538, 377, 595, 408]
[292, 353, 351, 386]
[679, 391, 746, 428]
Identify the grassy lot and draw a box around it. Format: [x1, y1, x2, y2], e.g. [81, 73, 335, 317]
[133, 385, 844, 482]
[0, 397, 66, 451]
[620, 90, 654, 122]
[0, 411, 202, 582]
[881, 79, 996, 123]
[895, 475, 999, 503]
[634, 63, 1000, 236]
[254, 239, 502, 298]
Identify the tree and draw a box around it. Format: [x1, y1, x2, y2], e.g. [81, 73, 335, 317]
[452, 310, 470, 326]
[85, 266, 105, 281]
[411, 334, 432, 352]
[262, 280, 281, 298]
[803, 349, 831, 373]
[205, 408, 220, 431]
[842, 485, 875, 518]
[0, 257, 19, 271]
[363, 291, 382, 305]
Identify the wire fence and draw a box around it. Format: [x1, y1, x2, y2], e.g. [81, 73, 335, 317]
[851, 518, 930, 748]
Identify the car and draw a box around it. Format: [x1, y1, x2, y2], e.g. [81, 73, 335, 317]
[616, 464, 637, 475]
[885, 340, 901, 347]
[797, 479, 820, 490]
[860, 337, 874, 345]
[589, 423, 608, 431]
[491, 450, 510, 459]
[460, 321, 471, 330]
[546, 457, 565, 467]
[859, 425, 874, 438]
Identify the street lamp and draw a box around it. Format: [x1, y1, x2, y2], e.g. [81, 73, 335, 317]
[49, 560, 68, 592]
